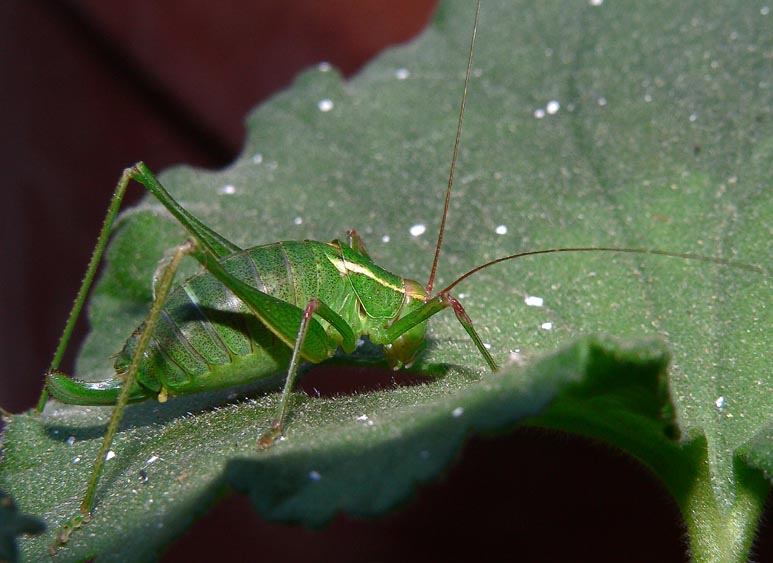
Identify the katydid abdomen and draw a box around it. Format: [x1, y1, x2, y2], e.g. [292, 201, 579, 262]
[47, 239, 430, 406]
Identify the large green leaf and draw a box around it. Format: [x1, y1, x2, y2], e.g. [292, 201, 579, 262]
[1, 0, 771, 561]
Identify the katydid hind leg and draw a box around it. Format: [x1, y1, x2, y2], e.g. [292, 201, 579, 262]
[38, 167, 137, 412]
[40, 163, 242, 412]
[55, 240, 197, 545]
[130, 162, 243, 260]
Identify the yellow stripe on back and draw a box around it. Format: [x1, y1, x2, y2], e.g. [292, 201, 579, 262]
[324, 243, 405, 319]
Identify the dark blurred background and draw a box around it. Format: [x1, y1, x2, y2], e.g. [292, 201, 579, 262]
[1, 1, 769, 561]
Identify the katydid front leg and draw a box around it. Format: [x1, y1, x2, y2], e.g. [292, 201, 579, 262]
[383, 293, 498, 372]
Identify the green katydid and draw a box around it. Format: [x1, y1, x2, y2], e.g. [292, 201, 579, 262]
[36, 0, 767, 547]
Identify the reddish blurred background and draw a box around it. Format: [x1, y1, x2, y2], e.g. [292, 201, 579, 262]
[1, 1, 770, 561]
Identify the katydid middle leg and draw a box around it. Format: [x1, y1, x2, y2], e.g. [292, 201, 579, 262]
[257, 298, 325, 448]
[256, 297, 363, 448]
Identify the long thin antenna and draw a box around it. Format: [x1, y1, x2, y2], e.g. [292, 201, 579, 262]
[426, 0, 481, 295]
[435, 247, 767, 296]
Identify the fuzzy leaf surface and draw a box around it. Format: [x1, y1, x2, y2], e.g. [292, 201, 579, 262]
[1, 1, 771, 561]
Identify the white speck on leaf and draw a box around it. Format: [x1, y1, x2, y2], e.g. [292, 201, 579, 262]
[409, 224, 426, 237]
[395, 68, 410, 80]
[525, 295, 544, 307]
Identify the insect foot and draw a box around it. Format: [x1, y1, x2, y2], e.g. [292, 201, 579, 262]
[257, 419, 283, 449]
[52, 512, 89, 551]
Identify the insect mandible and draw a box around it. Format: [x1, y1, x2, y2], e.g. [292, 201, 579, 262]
[36, 0, 766, 545]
